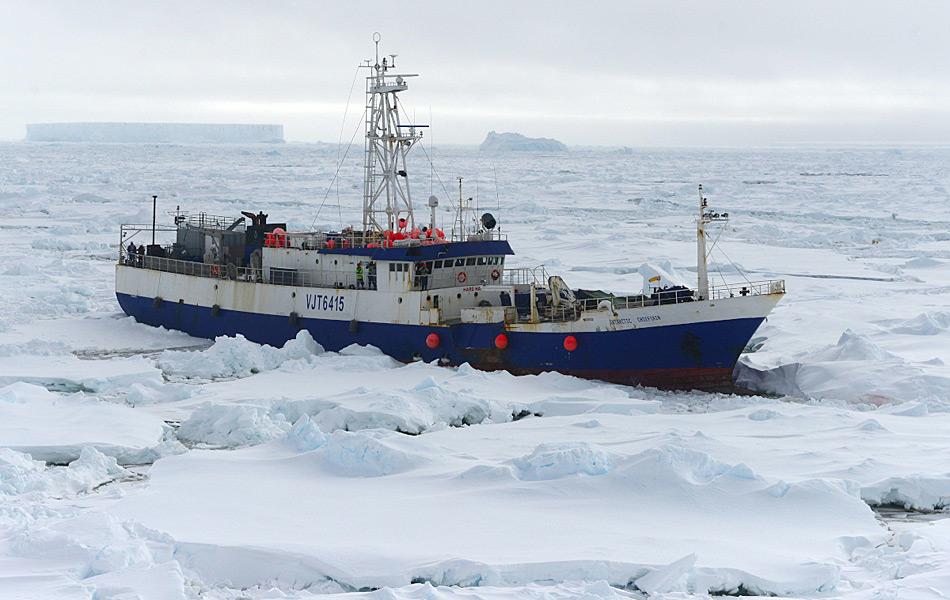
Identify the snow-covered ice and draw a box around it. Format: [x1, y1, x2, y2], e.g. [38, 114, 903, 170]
[1, 141, 950, 599]
[0, 382, 172, 464]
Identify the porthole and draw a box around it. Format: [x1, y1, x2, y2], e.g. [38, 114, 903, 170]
[397, 297, 403, 304]
[474, 292, 479, 297]
[292, 292, 296, 298]
[457, 293, 462, 299]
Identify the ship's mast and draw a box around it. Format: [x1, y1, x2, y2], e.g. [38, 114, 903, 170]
[696, 184, 729, 300]
[361, 33, 424, 240]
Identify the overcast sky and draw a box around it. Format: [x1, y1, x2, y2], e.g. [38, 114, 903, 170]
[2, 1, 949, 145]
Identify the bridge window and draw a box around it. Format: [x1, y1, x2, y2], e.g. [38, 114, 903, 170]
[465, 257, 476, 266]
[434, 260, 443, 268]
[455, 258, 465, 267]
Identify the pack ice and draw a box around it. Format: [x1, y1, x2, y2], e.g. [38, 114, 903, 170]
[1, 142, 949, 599]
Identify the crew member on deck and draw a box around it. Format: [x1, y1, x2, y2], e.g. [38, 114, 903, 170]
[356, 262, 365, 289]
[367, 261, 377, 290]
[126, 242, 137, 265]
[417, 261, 431, 290]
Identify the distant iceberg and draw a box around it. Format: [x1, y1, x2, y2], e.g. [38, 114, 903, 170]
[479, 131, 567, 152]
[26, 122, 284, 143]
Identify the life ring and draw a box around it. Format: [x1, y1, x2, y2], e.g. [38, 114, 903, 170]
[457, 271, 467, 284]
[209, 265, 220, 277]
[490, 268, 501, 281]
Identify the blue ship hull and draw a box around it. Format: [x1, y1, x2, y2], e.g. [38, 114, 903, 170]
[117, 292, 763, 390]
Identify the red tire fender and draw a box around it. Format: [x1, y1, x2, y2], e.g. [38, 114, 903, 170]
[494, 333, 509, 350]
[563, 335, 578, 352]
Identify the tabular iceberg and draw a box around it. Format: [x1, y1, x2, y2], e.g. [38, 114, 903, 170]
[479, 130, 567, 152]
[26, 122, 284, 143]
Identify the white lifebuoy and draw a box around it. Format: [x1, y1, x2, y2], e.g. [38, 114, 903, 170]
[457, 271, 467, 284]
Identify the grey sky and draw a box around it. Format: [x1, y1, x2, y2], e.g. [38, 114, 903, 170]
[2, 1, 949, 145]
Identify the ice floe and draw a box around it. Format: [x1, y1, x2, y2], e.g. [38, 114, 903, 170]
[0, 447, 128, 497]
[158, 330, 324, 380]
[0, 382, 171, 464]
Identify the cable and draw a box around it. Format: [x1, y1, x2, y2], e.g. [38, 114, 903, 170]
[335, 65, 363, 229]
[397, 95, 455, 212]
[715, 243, 755, 288]
[418, 141, 457, 213]
[311, 106, 367, 229]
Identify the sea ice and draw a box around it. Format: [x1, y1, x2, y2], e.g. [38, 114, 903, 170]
[0, 382, 170, 464]
[3, 142, 950, 599]
[158, 330, 323, 380]
[0, 446, 128, 497]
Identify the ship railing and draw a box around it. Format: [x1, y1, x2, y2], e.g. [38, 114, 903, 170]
[181, 213, 243, 230]
[574, 279, 785, 312]
[118, 224, 179, 259]
[279, 230, 453, 251]
[118, 252, 381, 290]
[575, 288, 694, 311]
[503, 265, 549, 286]
[708, 279, 785, 300]
[462, 230, 508, 242]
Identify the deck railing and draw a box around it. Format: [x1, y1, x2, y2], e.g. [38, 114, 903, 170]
[576, 279, 785, 312]
[503, 265, 549, 286]
[118, 252, 380, 290]
[708, 279, 785, 300]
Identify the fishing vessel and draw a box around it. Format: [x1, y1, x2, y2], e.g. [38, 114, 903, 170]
[115, 37, 785, 390]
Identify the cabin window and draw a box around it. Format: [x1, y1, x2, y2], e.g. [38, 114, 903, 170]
[477, 256, 487, 265]
[465, 257, 476, 266]
[434, 260, 443, 269]
[389, 263, 395, 272]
